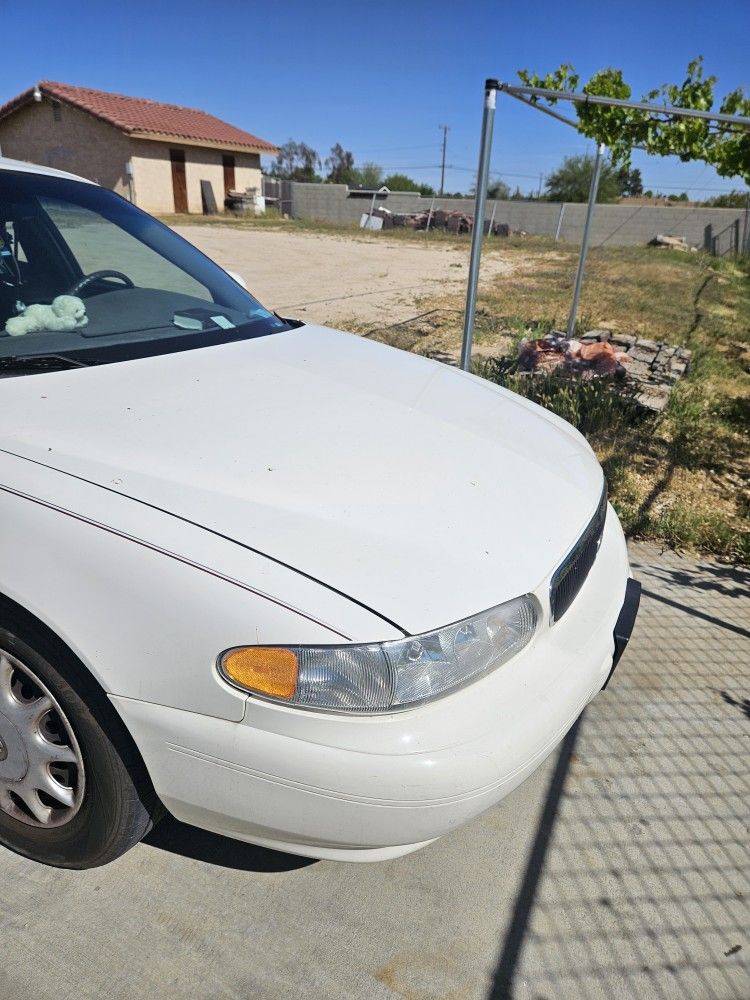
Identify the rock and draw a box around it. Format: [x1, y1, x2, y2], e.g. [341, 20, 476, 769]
[611, 334, 636, 348]
[625, 359, 651, 379]
[649, 234, 690, 251]
[636, 385, 671, 412]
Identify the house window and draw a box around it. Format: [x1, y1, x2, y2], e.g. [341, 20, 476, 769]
[51, 101, 62, 122]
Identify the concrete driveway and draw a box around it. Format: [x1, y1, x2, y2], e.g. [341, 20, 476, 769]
[1, 542, 747, 1000]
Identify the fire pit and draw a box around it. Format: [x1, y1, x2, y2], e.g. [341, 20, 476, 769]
[518, 329, 691, 412]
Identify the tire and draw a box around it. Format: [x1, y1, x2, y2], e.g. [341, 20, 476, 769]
[0, 620, 162, 869]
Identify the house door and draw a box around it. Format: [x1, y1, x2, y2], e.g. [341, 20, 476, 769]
[170, 149, 188, 213]
[222, 155, 236, 197]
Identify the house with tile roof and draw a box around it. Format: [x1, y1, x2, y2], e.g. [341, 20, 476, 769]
[0, 82, 279, 214]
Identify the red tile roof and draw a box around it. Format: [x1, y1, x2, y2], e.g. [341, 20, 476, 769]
[0, 81, 279, 154]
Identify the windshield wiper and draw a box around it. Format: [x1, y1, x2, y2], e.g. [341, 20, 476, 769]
[0, 353, 89, 375]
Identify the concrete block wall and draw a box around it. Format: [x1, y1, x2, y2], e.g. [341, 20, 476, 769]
[288, 182, 747, 249]
[0, 97, 132, 198]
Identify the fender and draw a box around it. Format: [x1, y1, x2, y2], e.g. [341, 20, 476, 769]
[0, 452, 401, 721]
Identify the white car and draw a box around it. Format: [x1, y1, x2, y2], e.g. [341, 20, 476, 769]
[0, 158, 640, 869]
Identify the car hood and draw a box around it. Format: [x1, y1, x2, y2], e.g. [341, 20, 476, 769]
[0, 326, 604, 635]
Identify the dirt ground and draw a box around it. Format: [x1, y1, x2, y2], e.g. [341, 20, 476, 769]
[173, 225, 515, 329]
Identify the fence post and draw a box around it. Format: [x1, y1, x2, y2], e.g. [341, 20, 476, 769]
[367, 190, 377, 227]
[425, 197, 435, 233]
[566, 143, 605, 338]
[733, 218, 741, 256]
[460, 81, 497, 372]
[555, 203, 566, 241]
[488, 200, 497, 235]
[703, 223, 713, 252]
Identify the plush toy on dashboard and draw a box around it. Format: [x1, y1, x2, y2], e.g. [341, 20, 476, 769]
[5, 295, 88, 337]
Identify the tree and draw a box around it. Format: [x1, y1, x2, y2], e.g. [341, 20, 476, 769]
[487, 179, 511, 199]
[517, 59, 750, 185]
[382, 173, 435, 196]
[545, 154, 624, 202]
[617, 166, 643, 196]
[325, 144, 356, 184]
[702, 189, 749, 208]
[351, 161, 384, 189]
[268, 140, 321, 182]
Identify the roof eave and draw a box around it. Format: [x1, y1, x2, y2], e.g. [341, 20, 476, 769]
[128, 131, 279, 156]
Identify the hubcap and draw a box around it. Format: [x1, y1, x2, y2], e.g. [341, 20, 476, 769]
[0, 648, 85, 828]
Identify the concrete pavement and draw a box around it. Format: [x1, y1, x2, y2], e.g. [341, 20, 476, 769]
[1, 542, 747, 999]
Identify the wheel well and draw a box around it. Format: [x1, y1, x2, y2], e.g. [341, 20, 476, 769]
[0, 591, 162, 815]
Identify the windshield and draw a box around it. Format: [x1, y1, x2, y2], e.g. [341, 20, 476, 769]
[0, 170, 294, 370]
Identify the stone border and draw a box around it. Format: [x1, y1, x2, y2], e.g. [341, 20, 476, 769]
[579, 330, 691, 412]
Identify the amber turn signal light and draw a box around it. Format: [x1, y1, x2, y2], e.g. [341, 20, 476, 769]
[220, 647, 299, 700]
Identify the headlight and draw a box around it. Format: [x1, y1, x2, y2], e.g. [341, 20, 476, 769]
[219, 595, 540, 713]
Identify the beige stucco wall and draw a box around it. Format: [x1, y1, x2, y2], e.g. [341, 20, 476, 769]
[0, 97, 132, 196]
[130, 139, 262, 214]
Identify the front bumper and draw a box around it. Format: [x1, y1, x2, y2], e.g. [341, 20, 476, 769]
[113, 507, 633, 862]
[603, 577, 641, 688]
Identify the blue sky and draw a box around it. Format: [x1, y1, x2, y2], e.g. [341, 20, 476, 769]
[2, 0, 748, 197]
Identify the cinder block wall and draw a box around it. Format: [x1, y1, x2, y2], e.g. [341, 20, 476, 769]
[0, 97, 132, 196]
[288, 183, 747, 249]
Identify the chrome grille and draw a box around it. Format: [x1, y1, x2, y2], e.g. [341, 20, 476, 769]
[550, 484, 608, 622]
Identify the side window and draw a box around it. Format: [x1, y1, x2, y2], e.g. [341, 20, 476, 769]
[40, 199, 212, 300]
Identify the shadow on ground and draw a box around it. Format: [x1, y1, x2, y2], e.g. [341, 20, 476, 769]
[143, 815, 315, 873]
[486, 541, 749, 999]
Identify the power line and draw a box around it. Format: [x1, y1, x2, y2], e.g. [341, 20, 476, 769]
[352, 143, 439, 154]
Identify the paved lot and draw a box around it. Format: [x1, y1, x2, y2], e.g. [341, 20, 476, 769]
[1, 542, 748, 1000]
[172, 225, 516, 327]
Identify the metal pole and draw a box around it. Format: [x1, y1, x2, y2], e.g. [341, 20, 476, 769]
[460, 83, 496, 371]
[488, 200, 497, 234]
[439, 125, 449, 196]
[425, 197, 435, 233]
[500, 83, 750, 127]
[566, 142, 605, 338]
[555, 203, 566, 241]
[366, 189, 377, 228]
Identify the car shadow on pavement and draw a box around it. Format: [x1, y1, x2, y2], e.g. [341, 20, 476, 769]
[143, 813, 316, 872]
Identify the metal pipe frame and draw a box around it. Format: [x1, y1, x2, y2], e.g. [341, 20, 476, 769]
[567, 142, 605, 337]
[460, 79, 749, 375]
[460, 83, 496, 371]
[498, 82, 750, 128]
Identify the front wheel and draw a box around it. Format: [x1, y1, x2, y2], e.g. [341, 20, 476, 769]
[0, 625, 160, 868]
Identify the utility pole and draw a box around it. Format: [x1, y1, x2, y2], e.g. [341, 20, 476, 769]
[439, 124, 449, 196]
